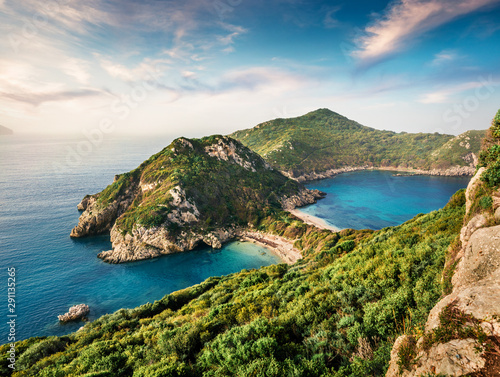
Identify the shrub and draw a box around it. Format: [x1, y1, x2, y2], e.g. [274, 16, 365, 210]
[17, 337, 69, 371]
[479, 196, 493, 209]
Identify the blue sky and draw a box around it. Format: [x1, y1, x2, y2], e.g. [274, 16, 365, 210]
[1, 0, 500, 137]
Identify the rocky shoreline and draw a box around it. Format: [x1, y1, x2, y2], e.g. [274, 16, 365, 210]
[73, 187, 325, 264]
[238, 230, 303, 265]
[283, 165, 476, 183]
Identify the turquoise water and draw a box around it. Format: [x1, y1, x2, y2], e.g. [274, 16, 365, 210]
[300, 170, 470, 230]
[0, 135, 280, 341]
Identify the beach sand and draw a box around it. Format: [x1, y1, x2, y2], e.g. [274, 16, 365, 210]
[239, 231, 302, 265]
[289, 209, 341, 232]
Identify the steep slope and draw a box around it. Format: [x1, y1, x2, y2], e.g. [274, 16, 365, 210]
[230, 109, 485, 180]
[1, 184, 464, 376]
[387, 109, 500, 377]
[70, 135, 323, 263]
[0, 125, 13, 135]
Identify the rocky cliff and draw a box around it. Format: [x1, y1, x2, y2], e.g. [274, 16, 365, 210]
[71, 135, 324, 263]
[387, 111, 500, 377]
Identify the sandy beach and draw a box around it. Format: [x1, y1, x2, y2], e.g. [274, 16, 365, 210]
[289, 209, 341, 232]
[238, 230, 303, 265]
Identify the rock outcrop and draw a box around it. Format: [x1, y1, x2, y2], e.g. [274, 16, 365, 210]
[280, 188, 325, 210]
[387, 168, 500, 377]
[58, 304, 90, 322]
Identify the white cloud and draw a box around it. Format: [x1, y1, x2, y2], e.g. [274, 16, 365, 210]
[98, 57, 171, 82]
[418, 81, 484, 103]
[61, 58, 92, 84]
[353, 0, 500, 66]
[431, 49, 461, 66]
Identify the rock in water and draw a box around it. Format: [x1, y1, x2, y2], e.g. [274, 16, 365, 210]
[58, 304, 90, 322]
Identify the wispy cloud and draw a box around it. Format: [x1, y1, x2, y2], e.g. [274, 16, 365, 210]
[323, 6, 342, 29]
[430, 49, 461, 66]
[418, 81, 484, 103]
[0, 88, 105, 107]
[352, 0, 500, 67]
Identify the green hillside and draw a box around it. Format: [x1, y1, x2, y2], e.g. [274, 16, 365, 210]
[230, 109, 485, 177]
[1, 191, 465, 376]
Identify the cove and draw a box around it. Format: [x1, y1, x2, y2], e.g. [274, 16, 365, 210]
[298, 170, 470, 230]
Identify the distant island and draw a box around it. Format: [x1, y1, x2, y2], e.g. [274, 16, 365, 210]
[0, 125, 13, 135]
[231, 108, 485, 181]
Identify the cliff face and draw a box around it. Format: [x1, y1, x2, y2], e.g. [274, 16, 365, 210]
[387, 111, 500, 377]
[71, 135, 323, 263]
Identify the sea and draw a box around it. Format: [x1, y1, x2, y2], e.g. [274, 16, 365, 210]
[0, 135, 281, 341]
[0, 135, 470, 341]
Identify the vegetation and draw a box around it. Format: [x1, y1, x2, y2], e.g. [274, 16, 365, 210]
[230, 109, 485, 177]
[1, 189, 466, 376]
[479, 109, 500, 188]
[92, 135, 304, 235]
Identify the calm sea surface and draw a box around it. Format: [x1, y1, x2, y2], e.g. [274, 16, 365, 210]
[0, 135, 280, 341]
[300, 170, 470, 230]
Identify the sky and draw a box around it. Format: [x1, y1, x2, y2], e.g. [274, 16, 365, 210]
[1, 0, 500, 138]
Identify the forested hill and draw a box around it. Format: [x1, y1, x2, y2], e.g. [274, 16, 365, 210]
[230, 108, 485, 178]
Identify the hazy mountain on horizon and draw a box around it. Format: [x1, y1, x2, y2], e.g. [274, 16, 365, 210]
[0, 125, 13, 135]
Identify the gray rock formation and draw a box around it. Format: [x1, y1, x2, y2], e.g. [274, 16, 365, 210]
[58, 304, 90, 322]
[386, 168, 500, 377]
[280, 188, 325, 211]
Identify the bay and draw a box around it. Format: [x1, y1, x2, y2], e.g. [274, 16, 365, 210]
[299, 170, 470, 230]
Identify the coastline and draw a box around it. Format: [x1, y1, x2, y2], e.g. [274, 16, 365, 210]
[284, 165, 476, 183]
[238, 230, 302, 265]
[288, 209, 341, 232]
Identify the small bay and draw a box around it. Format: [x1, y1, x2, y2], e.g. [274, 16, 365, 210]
[299, 170, 470, 230]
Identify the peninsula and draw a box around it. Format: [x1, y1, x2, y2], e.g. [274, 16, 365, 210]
[70, 135, 324, 263]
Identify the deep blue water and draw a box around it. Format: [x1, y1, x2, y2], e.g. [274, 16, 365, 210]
[300, 170, 470, 230]
[0, 135, 281, 341]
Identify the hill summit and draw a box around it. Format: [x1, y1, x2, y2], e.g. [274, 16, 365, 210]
[231, 108, 485, 180]
[70, 135, 323, 263]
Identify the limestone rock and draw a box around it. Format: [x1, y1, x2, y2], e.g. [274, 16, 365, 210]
[58, 304, 90, 322]
[387, 337, 486, 377]
[70, 185, 137, 238]
[453, 225, 500, 290]
[280, 189, 326, 210]
[465, 167, 486, 215]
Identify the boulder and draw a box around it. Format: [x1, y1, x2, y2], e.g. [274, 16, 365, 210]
[58, 304, 90, 322]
